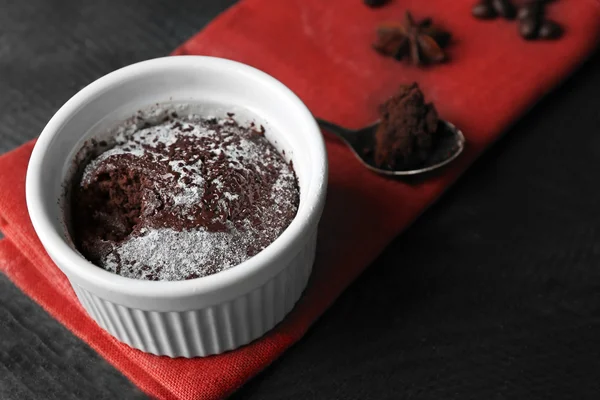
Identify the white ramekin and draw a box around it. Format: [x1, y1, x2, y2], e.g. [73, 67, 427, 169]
[26, 56, 328, 357]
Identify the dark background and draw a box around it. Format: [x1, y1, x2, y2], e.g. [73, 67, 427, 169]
[1, 1, 600, 399]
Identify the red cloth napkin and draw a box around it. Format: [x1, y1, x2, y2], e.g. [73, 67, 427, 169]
[1, 0, 599, 398]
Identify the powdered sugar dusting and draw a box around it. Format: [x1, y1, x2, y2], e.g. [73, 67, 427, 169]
[104, 227, 252, 280]
[271, 166, 297, 201]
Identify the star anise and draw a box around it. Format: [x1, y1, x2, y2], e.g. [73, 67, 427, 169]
[373, 12, 451, 66]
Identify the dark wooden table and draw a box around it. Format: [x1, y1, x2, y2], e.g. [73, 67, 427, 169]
[1, 1, 600, 398]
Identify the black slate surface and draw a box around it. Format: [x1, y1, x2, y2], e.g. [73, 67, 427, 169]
[2, 0, 600, 399]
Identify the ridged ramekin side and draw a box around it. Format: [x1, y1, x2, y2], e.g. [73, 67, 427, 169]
[71, 229, 317, 357]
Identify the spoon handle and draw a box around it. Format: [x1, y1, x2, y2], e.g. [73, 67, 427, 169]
[315, 118, 355, 143]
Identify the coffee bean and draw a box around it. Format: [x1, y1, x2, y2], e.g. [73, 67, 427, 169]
[517, 7, 532, 20]
[492, 0, 517, 19]
[472, 1, 497, 19]
[519, 17, 540, 40]
[539, 20, 563, 39]
[517, 2, 543, 21]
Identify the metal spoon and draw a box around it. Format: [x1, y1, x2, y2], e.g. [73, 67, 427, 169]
[316, 118, 465, 176]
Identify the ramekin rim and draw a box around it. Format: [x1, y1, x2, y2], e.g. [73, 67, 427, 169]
[25, 56, 328, 299]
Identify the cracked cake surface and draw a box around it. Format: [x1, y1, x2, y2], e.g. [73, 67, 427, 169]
[71, 113, 299, 281]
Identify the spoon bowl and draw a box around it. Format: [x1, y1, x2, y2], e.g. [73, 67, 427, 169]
[316, 118, 465, 176]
